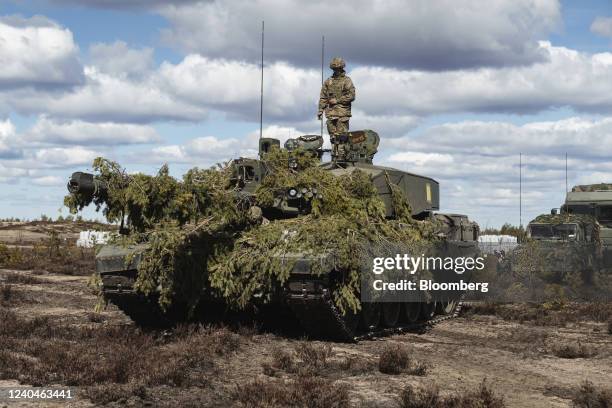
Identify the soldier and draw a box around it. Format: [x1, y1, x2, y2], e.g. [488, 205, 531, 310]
[318, 57, 355, 150]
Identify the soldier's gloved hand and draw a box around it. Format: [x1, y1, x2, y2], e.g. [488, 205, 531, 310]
[317, 112, 323, 120]
[329, 98, 337, 105]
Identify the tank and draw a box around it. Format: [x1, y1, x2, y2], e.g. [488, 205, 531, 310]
[67, 130, 480, 340]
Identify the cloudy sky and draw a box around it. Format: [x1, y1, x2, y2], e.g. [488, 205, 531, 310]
[1, 0, 612, 227]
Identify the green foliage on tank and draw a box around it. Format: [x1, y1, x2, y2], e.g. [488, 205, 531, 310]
[65, 132, 442, 316]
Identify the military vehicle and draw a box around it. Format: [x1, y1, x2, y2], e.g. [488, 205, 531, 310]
[522, 213, 601, 282]
[562, 184, 612, 267]
[67, 130, 479, 340]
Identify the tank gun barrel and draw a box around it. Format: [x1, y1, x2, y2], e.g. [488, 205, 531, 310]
[67, 171, 107, 201]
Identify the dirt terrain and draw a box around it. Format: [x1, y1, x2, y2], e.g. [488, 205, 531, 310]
[0, 222, 610, 407]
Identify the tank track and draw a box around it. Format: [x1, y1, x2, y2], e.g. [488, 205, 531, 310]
[287, 291, 463, 342]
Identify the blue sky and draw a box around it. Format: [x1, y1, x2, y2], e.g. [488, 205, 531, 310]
[1, 0, 612, 227]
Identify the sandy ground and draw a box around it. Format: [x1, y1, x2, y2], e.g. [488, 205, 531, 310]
[1, 267, 610, 407]
[0, 222, 610, 407]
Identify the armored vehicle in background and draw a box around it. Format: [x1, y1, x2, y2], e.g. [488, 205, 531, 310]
[522, 213, 602, 282]
[562, 184, 612, 266]
[68, 130, 480, 340]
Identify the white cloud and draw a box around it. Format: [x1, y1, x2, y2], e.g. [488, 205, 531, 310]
[378, 116, 612, 226]
[349, 111, 421, 138]
[48, 0, 200, 9]
[158, 0, 560, 70]
[34, 147, 98, 166]
[32, 175, 64, 186]
[150, 135, 252, 164]
[10, 67, 207, 123]
[0, 15, 83, 89]
[384, 117, 612, 158]
[144, 125, 307, 165]
[0, 119, 21, 158]
[5, 41, 612, 126]
[591, 16, 612, 38]
[0, 162, 27, 183]
[27, 116, 160, 145]
[388, 152, 454, 167]
[89, 41, 154, 77]
[157, 56, 319, 121]
[353, 43, 612, 116]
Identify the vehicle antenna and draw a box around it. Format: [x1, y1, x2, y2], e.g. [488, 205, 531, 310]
[259, 21, 264, 153]
[565, 152, 568, 194]
[519, 153, 522, 231]
[321, 35, 325, 138]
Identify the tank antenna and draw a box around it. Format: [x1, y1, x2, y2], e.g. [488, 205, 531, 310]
[259, 21, 264, 150]
[519, 153, 522, 230]
[565, 152, 568, 194]
[320, 35, 325, 138]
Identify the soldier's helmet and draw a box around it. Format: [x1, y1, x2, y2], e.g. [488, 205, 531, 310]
[329, 57, 346, 69]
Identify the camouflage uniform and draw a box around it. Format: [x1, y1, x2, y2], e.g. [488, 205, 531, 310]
[318, 57, 355, 139]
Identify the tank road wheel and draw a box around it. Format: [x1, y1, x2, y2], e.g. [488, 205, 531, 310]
[436, 300, 458, 315]
[381, 303, 400, 327]
[402, 303, 421, 324]
[419, 302, 437, 321]
[359, 303, 381, 330]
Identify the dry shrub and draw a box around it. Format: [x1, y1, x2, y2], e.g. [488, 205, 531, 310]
[409, 361, 429, 376]
[378, 343, 431, 376]
[1, 284, 11, 303]
[0, 312, 243, 403]
[379, 344, 409, 375]
[552, 343, 595, 359]
[233, 376, 349, 408]
[464, 302, 612, 327]
[1, 271, 45, 284]
[338, 355, 376, 375]
[265, 343, 333, 376]
[294, 342, 333, 371]
[271, 347, 295, 372]
[84, 382, 147, 405]
[0, 244, 95, 276]
[463, 302, 500, 316]
[398, 380, 504, 408]
[572, 381, 612, 408]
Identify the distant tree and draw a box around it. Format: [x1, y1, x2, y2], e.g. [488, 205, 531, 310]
[482, 223, 526, 242]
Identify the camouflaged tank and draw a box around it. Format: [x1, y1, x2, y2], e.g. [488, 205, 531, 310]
[67, 130, 480, 340]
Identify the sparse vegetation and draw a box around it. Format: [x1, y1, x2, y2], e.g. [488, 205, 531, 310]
[1, 284, 11, 303]
[233, 377, 350, 408]
[379, 343, 409, 374]
[551, 342, 595, 359]
[572, 381, 612, 408]
[398, 380, 505, 408]
[378, 343, 428, 376]
[463, 302, 612, 327]
[295, 342, 333, 371]
[0, 242, 95, 275]
[0, 308, 242, 404]
[270, 346, 295, 372]
[2, 271, 45, 284]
